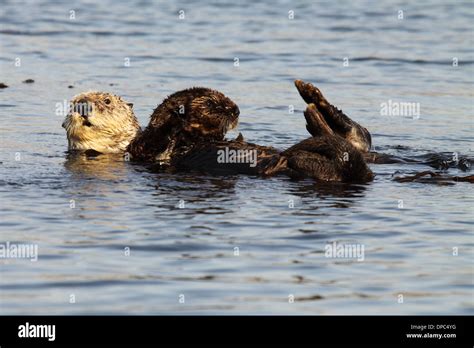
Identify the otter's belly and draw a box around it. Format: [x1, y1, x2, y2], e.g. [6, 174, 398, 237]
[172, 140, 285, 176]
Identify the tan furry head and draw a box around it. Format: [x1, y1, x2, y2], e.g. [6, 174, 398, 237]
[62, 91, 140, 153]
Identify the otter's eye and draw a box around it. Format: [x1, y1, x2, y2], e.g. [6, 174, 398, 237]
[105, 98, 111, 105]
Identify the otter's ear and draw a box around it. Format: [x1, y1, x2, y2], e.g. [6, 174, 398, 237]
[127, 103, 134, 108]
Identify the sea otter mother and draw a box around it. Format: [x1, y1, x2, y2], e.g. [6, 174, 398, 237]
[62, 81, 375, 183]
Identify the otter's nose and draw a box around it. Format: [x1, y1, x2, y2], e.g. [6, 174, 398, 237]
[232, 105, 240, 117]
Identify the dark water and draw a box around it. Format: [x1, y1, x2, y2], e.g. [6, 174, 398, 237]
[0, 0, 473, 314]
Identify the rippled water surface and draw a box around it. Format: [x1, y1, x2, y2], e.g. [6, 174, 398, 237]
[0, 0, 473, 314]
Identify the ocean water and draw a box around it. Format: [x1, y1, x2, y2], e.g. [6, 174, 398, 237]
[0, 0, 472, 314]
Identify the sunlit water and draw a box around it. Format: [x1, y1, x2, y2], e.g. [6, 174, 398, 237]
[0, 0, 473, 314]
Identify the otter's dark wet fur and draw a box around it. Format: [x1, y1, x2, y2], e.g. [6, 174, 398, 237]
[128, 87, 239, 162]
[143, 80, 470, 184]
[165, 133, 373, 183]
[294, 80, 372, 153]
[261, 100, 373, 182]
[129, 84, 374, 183]
[62, 81, 470, 184]
[293, 80, 472, 183]
[169, 137, 286, 176]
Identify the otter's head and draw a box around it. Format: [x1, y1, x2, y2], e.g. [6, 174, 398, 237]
[62, 91, 140, 153]
[150, 87, 240, 142]
[184, 88, 239, 139]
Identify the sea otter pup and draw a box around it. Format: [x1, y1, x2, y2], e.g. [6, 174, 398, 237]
[127, 87, 240, 162]
[171, 102, 374, 182]
[62, 85, 374, 182]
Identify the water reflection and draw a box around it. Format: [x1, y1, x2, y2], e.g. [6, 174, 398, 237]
[64, 152, 240, 217]
[147, 171, 239, 216]
[63, 152, 133, 219]
[285, 179, 369, 210]
[64, 151, 127, 181]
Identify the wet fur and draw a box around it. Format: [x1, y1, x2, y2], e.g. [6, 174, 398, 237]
[158, 97, 374, 182]
[62, 91, 140, 153]
[294, 80, 372, 153]
[127, 87, 239, 162]
[63, 82, 471, 184]
[281, 104, 374, 182]
[66, 84, 373, 182]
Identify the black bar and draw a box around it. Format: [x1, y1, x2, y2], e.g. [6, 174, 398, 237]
[0, 315, 472, 346]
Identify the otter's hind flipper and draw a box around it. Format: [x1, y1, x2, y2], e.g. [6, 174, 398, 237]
[303, 104, 334, 137]
[295, 80, 351, 133]
[294, 80, 372, 152]
[294, 79, 324, 105]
